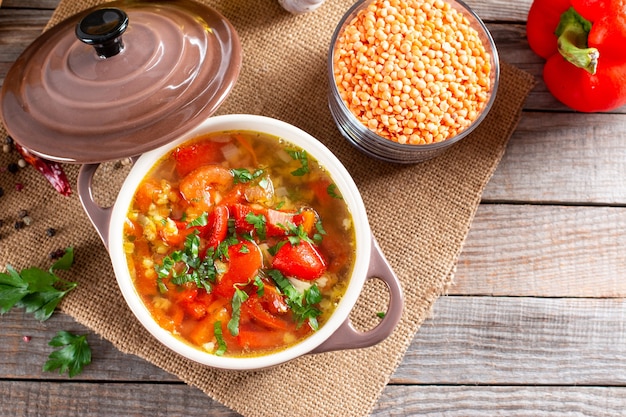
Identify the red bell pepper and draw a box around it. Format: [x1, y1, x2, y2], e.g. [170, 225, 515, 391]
[526, 0, 626, 112]
[272, 240, 327, 280]
[213, 241, 263, 298]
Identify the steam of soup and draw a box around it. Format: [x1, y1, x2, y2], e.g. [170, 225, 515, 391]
[124, 130, 356, 356]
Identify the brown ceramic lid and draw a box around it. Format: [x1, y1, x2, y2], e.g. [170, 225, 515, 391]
[1, 0, 242, 164]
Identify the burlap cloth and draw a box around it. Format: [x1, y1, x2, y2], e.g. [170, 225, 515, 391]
[0, 1, 534, 415]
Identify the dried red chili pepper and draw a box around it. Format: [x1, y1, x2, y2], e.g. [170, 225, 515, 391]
[14, 142, 72, 196]
[526, 0, 626, 112]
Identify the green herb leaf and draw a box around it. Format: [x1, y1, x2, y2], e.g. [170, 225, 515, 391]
[254, 275, 265, 296]
[187, 212, 208, 228]
[326, 183, 343, 199]
[0, 266, 29, 314]
[227, 288, 249, 336]
[268, 241, 287, 256]
[245, 212, 267, 240]
[43, 331, 91, 378]
[214, 321, 227, 356]
[267, 270, 322, 329]
[50, 247, 75, 271]
[313, 219, 326, 243]
[231, 168, 265, 184]
[287, 149, 309, 176]
[156, 230, 218, 293]
[0, 249, 77, 321]
[376, 311, 386, 318]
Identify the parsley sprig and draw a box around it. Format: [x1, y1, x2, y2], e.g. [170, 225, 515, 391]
[43, 331, 92, 378]
[0, 248, 77, 321]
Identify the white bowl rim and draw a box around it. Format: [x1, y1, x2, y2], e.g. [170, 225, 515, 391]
[107, 114, 373, 370]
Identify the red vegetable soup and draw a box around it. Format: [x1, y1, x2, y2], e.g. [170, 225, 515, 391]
[124, 130, 356, 357]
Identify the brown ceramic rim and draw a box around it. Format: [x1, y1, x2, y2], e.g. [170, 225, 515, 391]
[0, 0, 242, 164]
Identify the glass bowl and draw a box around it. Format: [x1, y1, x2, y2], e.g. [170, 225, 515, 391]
[328, 0, 500, 164]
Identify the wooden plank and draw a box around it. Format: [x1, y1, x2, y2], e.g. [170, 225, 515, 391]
[484, 112, 626, 204]
[2, 0, 59, 9]
[374, 385, 626, 416]
[1, 309, 177, 381]
[4, 296, 626, 387]
[0, 381, 240, 417]
[452, 204, 626, 297]
[393, 296, 626, 385]
[3, 380, 625, 417]
[466, 0, 532, 22]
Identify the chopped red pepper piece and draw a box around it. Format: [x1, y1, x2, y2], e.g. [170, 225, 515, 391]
[202, 205, 229, 249]
[272, 240, 327, 280]
[213, 241, 263, 298]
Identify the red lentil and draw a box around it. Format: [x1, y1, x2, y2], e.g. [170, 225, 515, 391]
[333, 0, 492, 145]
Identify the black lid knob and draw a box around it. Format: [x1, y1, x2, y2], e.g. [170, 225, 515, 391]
[76, 8, 129, 58]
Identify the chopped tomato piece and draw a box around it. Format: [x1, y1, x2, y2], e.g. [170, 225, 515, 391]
[200, 205, 229, 249]
[230, 203, 255, 234]
[241, 295, 289, 330]
[265, 208, 295, 236]
[237, 326, 287, 350]
[213, 241, 263, 298]
[258, 280, 289, 315]
[173, 141, 225, 177]
[272, 240, 327, 280]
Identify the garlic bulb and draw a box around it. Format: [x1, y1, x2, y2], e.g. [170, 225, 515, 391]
[278, 0, 326, 14]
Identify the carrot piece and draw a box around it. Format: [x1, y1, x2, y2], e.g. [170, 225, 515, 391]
[234, 133, 259, 166]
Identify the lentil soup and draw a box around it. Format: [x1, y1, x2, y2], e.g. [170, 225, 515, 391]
[333, 0, 492, 145]
[123, 131, 356, 357]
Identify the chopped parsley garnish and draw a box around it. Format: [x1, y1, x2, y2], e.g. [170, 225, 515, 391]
[254, 275, 265, 296]
[286, 223, 314, 246]
[267, 269, 322, 330]
[227, 287, 249, 336]
[326, 183, 342, 199]
[231, 168, 265, 184]
[287, 149, 309, 176]
[155, 230, 217, 293]
[245, 212, 267, 240]
[187, 212, 208, 227]
[313, 219, 326, 243]
[214, 321, 227, 356]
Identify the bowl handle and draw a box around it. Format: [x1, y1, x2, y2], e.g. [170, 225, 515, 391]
[311, 236, 403, 354]
[77, 163, 112, 249]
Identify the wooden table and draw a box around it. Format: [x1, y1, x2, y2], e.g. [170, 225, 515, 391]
[2, 0, 626, 415]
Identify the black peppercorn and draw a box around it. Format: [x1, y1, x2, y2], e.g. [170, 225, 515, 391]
[18, 209, 28, 218]
[46, 227, 57, 237]
[7, 163, 19, 174]
[0, 187, 4, 197]
[49, 248, 66, 259]
[14, 220, 25, 230]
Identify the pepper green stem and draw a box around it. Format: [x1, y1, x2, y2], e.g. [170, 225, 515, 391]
[555, 7, 599, 74]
